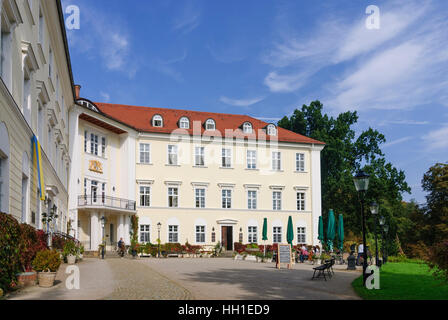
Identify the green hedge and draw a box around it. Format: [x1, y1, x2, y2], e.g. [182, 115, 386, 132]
[0, 212, 21, 291]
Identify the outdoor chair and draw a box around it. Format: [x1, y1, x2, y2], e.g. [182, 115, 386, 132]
[311, 262, 331, 281]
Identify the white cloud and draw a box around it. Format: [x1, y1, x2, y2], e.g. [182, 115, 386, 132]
[149, 51, 188, 82]
[422, 126, 448, 151]
[383, 136, 412, 148]
[263, 0, 448, 113]
[220, 96, 264, 107]
[172, 1, 201, 34]
[100, 91, 110, 102]
[378, 120, 430, 126]
[64, 1, 135, 77]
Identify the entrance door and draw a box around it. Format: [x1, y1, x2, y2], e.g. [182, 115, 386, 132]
[109, 223, 114, 245]
[221, 226, 233, 251]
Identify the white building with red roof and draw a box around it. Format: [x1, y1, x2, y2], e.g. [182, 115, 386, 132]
[69, 85, 325, 253]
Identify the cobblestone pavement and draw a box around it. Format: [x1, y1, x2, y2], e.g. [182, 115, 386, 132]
[8, 257, 192, 300]
[140, 258, 361, 300]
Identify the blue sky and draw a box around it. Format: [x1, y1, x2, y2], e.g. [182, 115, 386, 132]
[62, 0, 448, 204]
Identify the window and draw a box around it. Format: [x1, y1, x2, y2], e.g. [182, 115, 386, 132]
[247, 150, 257, 169]
[102, 137, 106, 157]
[101, 183, 106, 203]
[273, 227, 282, 243]
[195, 225, 205, 243]
[179, 117, 189, 129]
[49, 48, 53, 78]
[140, 225, 150, 243]
[168, 225, 178, 243]
[194, 146, 205, 166]
[167, 145, 178, 165]
[37, 102, 44, 140]
[139, 143, 150, 164]
[152, 114, 163, 127]
[221, 148, 231, 168]
[297, 192, 305, 211]
[84, 131, 87, 152]
[272, 152, 281, 170]
[21, 175, 29, 223]
[222, 189, 232, 209]
[1, 29, 12, 88]
[91, 180, 98, 202]
[248, 190, 257, 210]
[243, 122, 253, 133]
[90, 133, 98, 156]
[140, 186, 151, 207]
[23, 72, 31, 125]
[267, 124, 277, 136]
[296, 153, 305, 172]
[83, 178, 87, 197]
[195, 188, 205, 208]
[168, 187, 178, 207]
[205, 119, 215, 130]
[273, 191, 282, 210]
[248, 226, 257, 243]
[297, 227, 306, 244]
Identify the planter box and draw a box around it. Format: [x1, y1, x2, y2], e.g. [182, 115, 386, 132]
[37, 272, 57, 288]
[245, 248, 259, 252]
[16, 272, 37, 287]
[245, 255, 257, 262]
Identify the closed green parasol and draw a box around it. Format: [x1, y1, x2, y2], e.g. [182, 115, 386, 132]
[318, 216, 324, 245]
[327, 209, 336, 252]
[338, 214, 344, 251]
[287, 216, 294, 248]
[262, 218, 268, 257]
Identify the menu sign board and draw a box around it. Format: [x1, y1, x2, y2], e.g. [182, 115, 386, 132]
[276, 244, 292, 269]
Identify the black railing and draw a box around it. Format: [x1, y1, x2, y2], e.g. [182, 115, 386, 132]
[78, 195, 136, 211]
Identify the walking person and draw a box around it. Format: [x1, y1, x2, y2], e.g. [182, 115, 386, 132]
[118, 237, 125, 258]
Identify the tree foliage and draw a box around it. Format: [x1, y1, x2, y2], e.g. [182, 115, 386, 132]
[278, 101, 410, 242]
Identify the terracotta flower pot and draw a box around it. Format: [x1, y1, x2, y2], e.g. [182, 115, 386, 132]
[38, 271, 57, 288]
[16, 272, 37, 287]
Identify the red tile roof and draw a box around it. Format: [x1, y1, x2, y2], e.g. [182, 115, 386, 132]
[92, 102, 325, 145]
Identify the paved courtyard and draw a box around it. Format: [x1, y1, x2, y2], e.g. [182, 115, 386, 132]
[8, 257, 361, 300]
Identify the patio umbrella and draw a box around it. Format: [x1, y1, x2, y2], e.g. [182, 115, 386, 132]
[287, 216, 294, 249]
[318, 216, 324, 246]
[338, 214, 344, 252]
[262, 218, 268, 257]
[326, 209, 336, 252]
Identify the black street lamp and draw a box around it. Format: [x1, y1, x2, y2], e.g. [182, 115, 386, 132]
[370, 202, 379, 266]
[157, 222, 161, 258]
[353, 170, 370, 287]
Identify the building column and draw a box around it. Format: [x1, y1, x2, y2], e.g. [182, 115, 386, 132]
[118, 214, 124, 242]
[311, 145, 324, 246]
[90, 212, 99, 251]
[124, 215, 130, 245]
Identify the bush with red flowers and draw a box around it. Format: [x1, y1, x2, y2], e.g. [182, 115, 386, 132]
[18, 223, 48, 272]
[0, 212, 21, 291]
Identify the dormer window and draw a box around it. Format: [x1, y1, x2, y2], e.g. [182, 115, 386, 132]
[205, 119, 216, 131]
[78, 99, 100, 113]
[152, 114, 163, 127]
[179, 117, 190, 129]
[243, 122, 253, 134]
[267, 124, 277, 136]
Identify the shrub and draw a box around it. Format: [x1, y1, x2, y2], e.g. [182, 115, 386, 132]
[62, 240, 78, 258]
[234, 242, 246, 253]
[0, 212, 21, 291]
[32, 250, 61, 272]
[428, 240, 448, 282]
[52, 234, 67, 250]
[19, 223, 47, 272]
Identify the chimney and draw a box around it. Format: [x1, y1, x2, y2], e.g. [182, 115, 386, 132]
[74, 84, 81, 100]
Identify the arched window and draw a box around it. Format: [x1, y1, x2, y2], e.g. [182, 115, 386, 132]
[179, 117, 190, 129]
[243, 122, 253, 134]
[152, 114, 163, 127]
[205, 119, 216, 131]
[77, 99, 100, 113]
[267, 124, 277, 136]
[0, 122, 10, 213]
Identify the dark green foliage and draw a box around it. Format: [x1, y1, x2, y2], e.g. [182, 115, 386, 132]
[428, 240, 448, 281]
[0, 213, 21, 291]
[278, 101, 410, 238]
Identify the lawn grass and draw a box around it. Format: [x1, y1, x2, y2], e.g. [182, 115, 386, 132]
[352, 262, 448, 300]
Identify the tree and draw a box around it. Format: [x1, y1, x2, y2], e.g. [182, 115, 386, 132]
[278, 101, 410, 240]
[421, 162, 448, 244]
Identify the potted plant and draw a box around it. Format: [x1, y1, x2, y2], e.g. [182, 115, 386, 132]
[63, 240, 77, 265]
[32, 250, 61, 288]
[77, 244, 84, 260]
